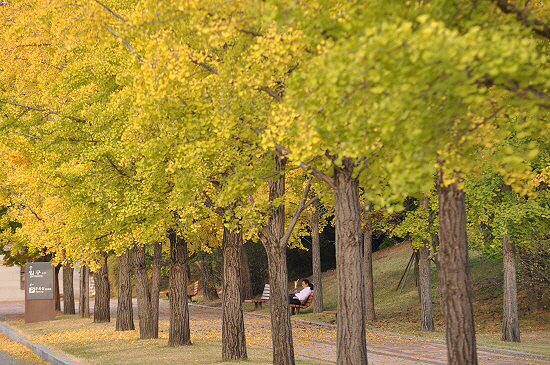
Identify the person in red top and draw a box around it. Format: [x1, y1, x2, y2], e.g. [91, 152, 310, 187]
[288, 279, 313, 305]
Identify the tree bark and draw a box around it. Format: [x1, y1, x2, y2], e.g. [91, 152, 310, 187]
[240, 241, 253, 301]
[519, 247, 544, 312]
[222, 228, 248, 360]
[116, 248, 134, 331]
[199, 260, 219, 300]
[151, 242, 162, 334]
[133, 243, 157, 338]
[362, 201, 375, 322]
[419, 244, 435, 331]
[63, 264, 76, 315]
[94, 251, 111, 323]
[419, 197, 434, 332]
[79, 265, 90, 318]
[437, 173, 477, 365]
[168, 231, 192, 346]
[55, 265, 61, 311]
[502, 233, 520, 342]
[264, 239, 295, 365]
[203, 196, 249, 360]
[260, 154, 295, 365]
[334, 158, 368, 365]
[311, 199, 324, 313]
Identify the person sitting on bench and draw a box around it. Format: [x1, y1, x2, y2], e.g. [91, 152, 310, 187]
[289, 279, 313, 305]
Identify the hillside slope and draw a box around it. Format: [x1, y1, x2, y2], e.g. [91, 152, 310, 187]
[286, 242, 550, 356]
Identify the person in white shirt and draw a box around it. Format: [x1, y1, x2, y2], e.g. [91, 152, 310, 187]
[289, 279, 313, 305]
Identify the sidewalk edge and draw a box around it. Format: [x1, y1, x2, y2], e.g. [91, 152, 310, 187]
[0, 322, 80, 365]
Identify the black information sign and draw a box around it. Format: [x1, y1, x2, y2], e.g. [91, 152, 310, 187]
[26, 262, 54, 300]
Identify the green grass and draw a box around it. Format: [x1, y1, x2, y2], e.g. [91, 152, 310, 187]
[243, 242, 550, 356]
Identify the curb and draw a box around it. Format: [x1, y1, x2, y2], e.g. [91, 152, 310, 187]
[0, 323, 80, 365]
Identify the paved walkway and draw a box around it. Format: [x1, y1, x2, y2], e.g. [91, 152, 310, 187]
[178, 304, 550, 365]
[1, 300, 550, 365]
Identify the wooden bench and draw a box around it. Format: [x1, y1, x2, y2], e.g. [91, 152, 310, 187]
[290, 291, 314, 315]
[161, 280, 200, 302]
[244, 284, 270, 309]
[187, 280, 200, 302]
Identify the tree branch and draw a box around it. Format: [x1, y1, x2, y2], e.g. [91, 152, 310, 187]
[258, 86, 283, 102]
[427, 251, 438, 261]
[285, 63, 299, 75]
[493, 0, 550, 40]
[280, 178, 318, 244]
[190, 59, 219, 75]
[302, 163, 334, 188]
[95, 0, 126, 21]
[238, 28, 264, 37]
[467, 106, 505, 133]
[105, 25, 143, 62]
[477, 77, 550, 109]
[0, 99, 59, 115]
[21, 203, 44, 221]
[202, 191, 226, 216]
[1, 99, 88, 123]
[14, 131, 42, 140]
[273, 143, 335, 188]
[105, 155, 140, 182]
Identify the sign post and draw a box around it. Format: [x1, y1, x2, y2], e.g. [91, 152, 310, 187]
[25, 262, 56, 323]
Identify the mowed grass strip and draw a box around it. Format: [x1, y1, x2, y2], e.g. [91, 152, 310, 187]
[7, 316, 320, 365]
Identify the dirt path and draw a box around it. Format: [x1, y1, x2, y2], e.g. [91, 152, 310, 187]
[2, 300, 549, 365]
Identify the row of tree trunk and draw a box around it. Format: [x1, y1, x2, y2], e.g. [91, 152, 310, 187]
[55, 172, 530, 365]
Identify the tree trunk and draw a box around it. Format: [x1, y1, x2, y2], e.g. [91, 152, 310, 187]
[431, 234, 440, 256]
[311, 199, 324, 314]
[168, 231, 192, 346]
[502, 233, 520, 342]
[431, 234, 444, 309]
[264, 240, 295, 365]
[63, 264, 75, 315]
[419, 244, 435, 331]
[519, 248, 543, 313]
[199, 260, 219, 300]
[222, 228, 248, 360]
[362, 201, 375, 322]
[94, 251, 111, 323]
[437, 173, 477, 365]
[134, 243, 156, 338]
[419, 197, 434, 332]
[55, 265, 61, 311]
[240, 241, 253, 301]
[116, 248, 134, 331]
[151, 242, 162, 335]
[79, 265, 90, 318]
[260, 154, 295, 365]
[414, 251, 420, 286]
[334, 158, 368, 365]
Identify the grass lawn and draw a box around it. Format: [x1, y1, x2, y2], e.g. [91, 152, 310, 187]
[243, 242, 550, 357]
[7, 316, 319, 365]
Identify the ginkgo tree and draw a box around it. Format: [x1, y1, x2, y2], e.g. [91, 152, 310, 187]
[3, 2, 550, 365]
[261, 1, 550, 364]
